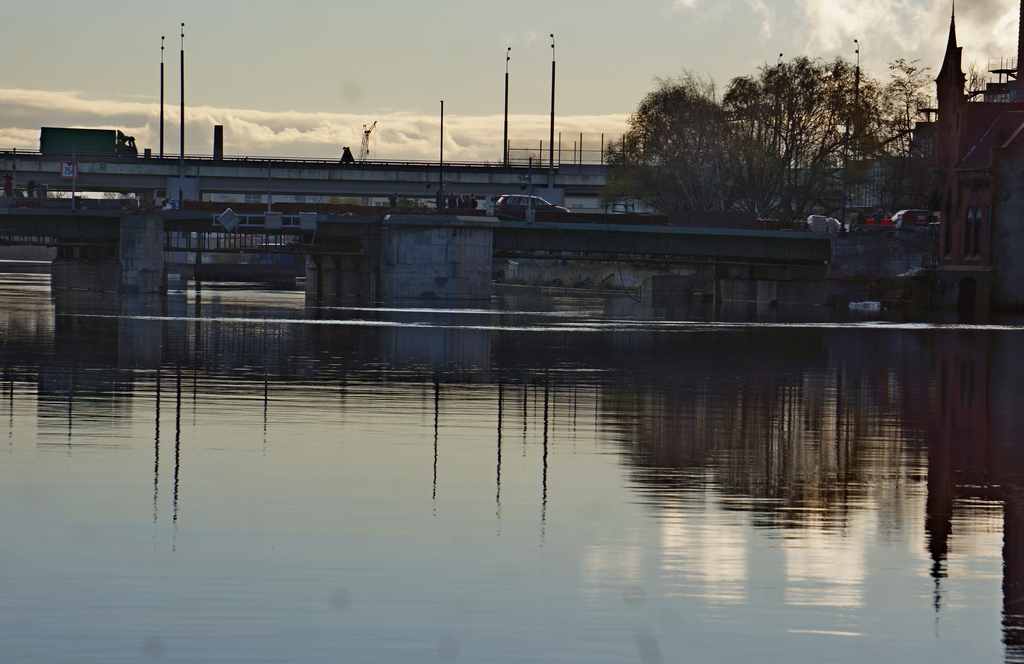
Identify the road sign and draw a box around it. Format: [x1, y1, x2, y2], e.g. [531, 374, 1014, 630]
[217, 208, 240, 232]
[60, 162, 78, 179]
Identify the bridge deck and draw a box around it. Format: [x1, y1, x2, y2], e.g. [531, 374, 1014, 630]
[0, 152, 607, 199]
[0, 209, 832, 266]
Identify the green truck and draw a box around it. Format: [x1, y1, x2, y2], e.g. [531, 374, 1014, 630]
[39, 127, 138, 157]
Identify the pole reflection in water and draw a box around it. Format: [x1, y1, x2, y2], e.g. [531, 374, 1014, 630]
[154, 368, 161, 524]
[497, 379, 503, 520]
[541, 372, 550, 541]
[1, 281, 1023, 663]
[522, 377, 528, 458]
[6, 366, 12, 450]
[173, 364, 182, 527]
[433, 374, 440, 511]
[263, 369, 269, 455]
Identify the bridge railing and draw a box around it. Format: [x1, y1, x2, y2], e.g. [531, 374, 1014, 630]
[0, 149, 611, 171]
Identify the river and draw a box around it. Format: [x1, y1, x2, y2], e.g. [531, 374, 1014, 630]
[0, 274, 1021, 663]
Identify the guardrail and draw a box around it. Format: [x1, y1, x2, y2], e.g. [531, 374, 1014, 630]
[0, 150, 608, 171]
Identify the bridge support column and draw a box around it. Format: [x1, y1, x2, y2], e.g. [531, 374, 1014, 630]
[380, 224, 493, 302]
[50, 214, 165, 295]
[51, 246, 121, 293]
[119, 214, 166, 295]
[305, 254, 377, 307]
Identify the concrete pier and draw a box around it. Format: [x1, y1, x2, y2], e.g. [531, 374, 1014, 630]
[50, 214, 166, 295]
[379, 217, 495, 302]
[119, 214, 166, 294]
[304, 254, 377, 307]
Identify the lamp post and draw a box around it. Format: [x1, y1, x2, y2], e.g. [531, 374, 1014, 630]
[503, 47, 511, 167]
[842, 39, 860, 224]
[548, 34, 556, 187]
[160, 36, 165, 158]
[439, 99, 445, 209]
[178, 23, 185, 208]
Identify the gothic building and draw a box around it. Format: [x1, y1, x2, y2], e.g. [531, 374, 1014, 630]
[936, 4, 1024, 314]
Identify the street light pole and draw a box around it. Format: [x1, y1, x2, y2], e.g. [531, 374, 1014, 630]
[843, 39, 860, 224]
[178, 23, 185, 208]
[548, 34, 556, 187]
[503, 47, 511, 167]
[160, 36, 165, 159]
[439, 99, 445, 209]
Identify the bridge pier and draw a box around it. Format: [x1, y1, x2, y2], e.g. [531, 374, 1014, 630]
[304, 254, 377, 307]
[379, 219, 494, 302]
[50, 214, 166, 295]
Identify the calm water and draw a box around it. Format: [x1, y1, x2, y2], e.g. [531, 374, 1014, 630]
[1, 274, 1023, 663]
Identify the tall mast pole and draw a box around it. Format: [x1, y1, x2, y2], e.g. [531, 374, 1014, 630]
[503, 47, 511, 167]
[160, 36, 165, 158]
[548, 34, 556, 187]
[439, 99, 445, 208]
[178, 23, 185, 206]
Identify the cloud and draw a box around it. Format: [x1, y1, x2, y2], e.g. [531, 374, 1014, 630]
[798, 0, 1019, 71]
[673, 0, 774, 39]
[669, 0, 1019, 81]
[0, 88, 627, 162]
[749, 0, 773, 39]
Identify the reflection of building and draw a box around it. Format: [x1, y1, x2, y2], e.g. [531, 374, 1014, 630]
[592, 327, 1024, 661]
[936, 4, 1024, 314]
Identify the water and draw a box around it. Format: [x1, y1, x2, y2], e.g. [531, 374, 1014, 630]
[1, 273, 1022, 663]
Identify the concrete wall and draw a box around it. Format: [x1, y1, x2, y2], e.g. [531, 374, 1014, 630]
[49, 214, 166, 295]
[830, 228, 937, 279]
[305, 254, 376, 306]
[119, 214, 166, 294]
[380, 225, 493, 301]
[498, 258, 700, 291]
[51, 255, 121, 293]
[995, 157, 1024, 310]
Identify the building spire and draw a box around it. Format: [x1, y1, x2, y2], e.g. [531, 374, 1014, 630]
[947, 1, 958, 54]
[1017, 0, 1024, 98]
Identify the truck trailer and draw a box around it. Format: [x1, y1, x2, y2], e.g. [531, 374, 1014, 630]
[39, 127, 138, 158]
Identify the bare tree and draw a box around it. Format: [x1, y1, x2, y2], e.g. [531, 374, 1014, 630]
[605, 74, 733, 218]
[724, 57, 872, 219]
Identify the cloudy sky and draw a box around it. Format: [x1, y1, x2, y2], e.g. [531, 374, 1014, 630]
[1, 0, 1020, 160]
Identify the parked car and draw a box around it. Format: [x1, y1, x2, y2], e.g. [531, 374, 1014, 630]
[493, 195, 571, 221]
[806, 215, 843, 235]
[891, 209, 932, 229]
[863, 211, 894, 227]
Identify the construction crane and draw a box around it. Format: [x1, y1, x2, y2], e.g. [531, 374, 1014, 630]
[359, 121, 378, 162]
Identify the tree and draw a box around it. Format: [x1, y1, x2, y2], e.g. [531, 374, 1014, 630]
[605, 74, 733, 218]
[608, 56, 934, 221]
[724, 57, 875, 219]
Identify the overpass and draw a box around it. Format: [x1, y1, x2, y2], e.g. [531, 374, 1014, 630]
[0, 150, 608, 205]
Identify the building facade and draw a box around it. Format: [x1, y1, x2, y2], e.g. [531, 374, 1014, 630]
[936, 5, 1024, 314]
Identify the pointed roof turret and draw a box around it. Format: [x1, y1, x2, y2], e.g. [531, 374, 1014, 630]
[946, 2, 958, 56]
[938, 1, 963, 90]
[1016, 0, 1024, 98]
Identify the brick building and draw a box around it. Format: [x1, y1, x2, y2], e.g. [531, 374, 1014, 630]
[936, 4, 1024, 315]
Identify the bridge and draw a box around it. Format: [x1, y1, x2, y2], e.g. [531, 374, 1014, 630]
[0, 150, 608, 207]
[0, 207, 833, 308]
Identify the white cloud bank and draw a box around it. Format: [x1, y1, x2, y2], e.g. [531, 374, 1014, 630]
[0, 88, 627, 162]
[673, 0, 1019, 76]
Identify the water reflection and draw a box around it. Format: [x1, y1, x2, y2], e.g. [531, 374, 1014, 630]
[0, 276, 1022, 662]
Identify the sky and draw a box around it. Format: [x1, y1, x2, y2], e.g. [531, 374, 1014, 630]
[1, 0, 1021, 161]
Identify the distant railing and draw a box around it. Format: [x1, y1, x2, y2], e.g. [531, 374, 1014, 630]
[506, 132, 621, 166]
[0, 148, 611, 170]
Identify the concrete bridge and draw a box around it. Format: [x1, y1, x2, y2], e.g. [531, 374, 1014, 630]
[0, 151, 607, 206]
[0, 207, 833, 308]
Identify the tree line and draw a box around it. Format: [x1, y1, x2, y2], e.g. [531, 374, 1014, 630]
[605, 56, 934, 221]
